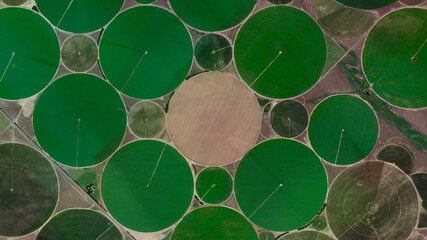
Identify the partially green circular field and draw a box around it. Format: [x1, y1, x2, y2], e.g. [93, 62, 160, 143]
[101, 140, 193, 232]
[195, 34, 232, 71]
[259, 231, 275, 240]
[0, 8, 59, 100]
[61, 35, 98, 72]
[270, 100, 308, 138]
[235, 139, 327, 231]
[170, 0, 256, 31]
[33, 73, 127, 168]
[376, 144, 413, 174]
[128, 101, 165, 138]
[3, 0, 27, 6]
[172, 207, 258, 240]
[335, 0, 396, 9]
[196, 167, 232, 204]
[363, 8, 427, 109]
[99, 6, 193, 99]
[35, 0, 124, 33]
[0, 143, 58, 237]
[278, 230, 334, 240]
[234, 6, 326, 99]
[36, 209, 122, 240]
[308, 95, 378, 165]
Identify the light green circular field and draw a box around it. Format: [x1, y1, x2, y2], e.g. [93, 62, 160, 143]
[128, 101, 165, 138]
[61, 35, 98, 72]
[3, 0, 27, 6]
[196, 167, 233, 204]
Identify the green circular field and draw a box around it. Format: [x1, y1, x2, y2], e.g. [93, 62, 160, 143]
[268, 0, 292, 4]
[33, 73, 127, 168]
[0, 8, 59, 100]
[312, 215, 328, 231]
[61, 35, 98, 72]
[363, 8, 427, 109]
[195, 34, 232, 71]
[36, 209, 122, 240]
[135, 0, 156, 3]
[35, 0, 124, 33]
[270, 100, 308, 138]
[170, 0, 256, 31]
[278, 230, 334, 240]
[128, 101, 165, 138]
[259, 231, 275, 240]
[335, 0, 396, 9]
[99, 6, 193, 99]
[101, 140, 193, 232]
[196, 167, 232, 204]
[3, 0, 27, 6]
[172, 207, 258, 240]
[0, 143, 58, 237]
[376, 144, 413, 174]
[308, 95, 378, 165]
[234, 6, 326, 99]
[235, 139, 327, 231]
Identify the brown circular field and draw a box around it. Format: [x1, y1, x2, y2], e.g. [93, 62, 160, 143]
[167, 72, 261, 166]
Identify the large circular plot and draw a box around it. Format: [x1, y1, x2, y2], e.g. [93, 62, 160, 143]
[36, 209, 122, 240]
[167, 72, 261, 166]
[61, 35, 98, 72]
[101, 140, 193, 232]
[100, 6, 193, 99]
[0, 8, 59, 100]
[35, 0, 124, 33]
[196, 167, 233, 204]
[234, 6, 326, 99]
[0, 143, 58, 237]
[270, 100, 308, 138]
[326, 161, 419, 240]
[278, 230, 334, 240]
[363, 8, 427, 109]
[235, 139, 327, 231]
[172, 207, 258, 240]
[308, 95, 378, 165]
[33, 73, 127, 168]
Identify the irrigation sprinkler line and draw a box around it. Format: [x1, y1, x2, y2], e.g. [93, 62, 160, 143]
[249, 183, 283, 219]
[121, 51, 148, 92]
[336, 211, 370, 239]
[146, 143, 166, 188]
[95, 224, 114, 240]
[57, 0, 74, 27]
[212, 45, 231, 54]
[0, 52, 15, 84]
[200, 184, 216, 200]
[250, 51, 283, 87]
[334, 129, 345, 165]
[76, 118, 81, 168]
[411, 37, 427, 61]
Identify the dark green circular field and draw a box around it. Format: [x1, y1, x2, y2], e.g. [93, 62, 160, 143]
[278, 230, 334, 240]
[35, 0, 124, 33]
[33, 73, 127, 168]
[135, 0, 156, 3]
[196, 167, 232, 204]
[267, 0, 292, 4]
[376, 144, 413, 174]
[0, 143, 58, 237]
[234, 6, 326, 99]
[36, 209, 122, 240]
[101, 140, 193, 232]
[335, 0, 396, 9]
[308, 95, 378, 165]
[0, 7, 59, 100]
[99, 6, 193, 99]
[235, 139, 327, 231]
[128, 101, 165, 138]
[172, 207, 258, 240]
[270, 100, 308, 138]
[195, 34, 232, 71]
[61, 35, 98, 72]
[3, 0, 27, 6]
[363, 8, 427, 109]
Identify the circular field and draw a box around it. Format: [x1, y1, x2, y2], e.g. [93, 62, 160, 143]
[170, 0, 256, 31]
[171, 207, 258, 240]
[0, 143, 58, 237]
[61, 35, 98, 72]
[335, 0, 396, 9]
[268, 0, 292, 4]
[376, 144, 413, 174]
[0, 8, 59, 100]
[35, 0, 124, 33]
[167, 72, 261, 166]
[326, 161, 419, 240]
[135, 0, 156, 3]
[196, 167, 232, 204]
[33, 73, 127, 168]
[235, 139, 327, 231]
[101, 140, 193, 232]
[279, 230, 334, 240]
[308, 95, 378, 165]
[270, 100, 308, 138]
[3, 0, 27, 6]
[195, 34, 232, 71]
[36, 209, 122, 240]
[234, 6, 326, 99]
[312, 215, 328, 230]
[128, 101, 165, 138]
[99, 6, 193, 99]
[363, 8, 427, 109]
[401, 0, 425, 5]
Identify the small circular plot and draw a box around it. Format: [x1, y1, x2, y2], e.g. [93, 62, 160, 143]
[172, 207, 258, 240]
[278, 230, 334, 240]
[170, 0, 256, 32]
[35, 0, 124, 33]
[234, 6, 326, 99]
[326, 161, 419, 240]
[195, 34, 232, 71]
[268, 0, 292, 4]
[135, 0, 156, 3]
[196, 167, 232, 204]
[36, 209, 122, 240]
[0, 8, 59, 100]
[259, 231, 275, 240]
[99, 6, 193, 99]
[3, 0, 27, 6]
[401, 0, 425, 5]
[335, 0, 395, 9]
[128, 101, 165, 138]
[61, 35, 98, 72]
[376, 144, 413, 174]
[235, 139, 327, 231]
[363, 8, 427, 109]
[312, 215, 327, 231]
[33, 73, 127, 168]
[101, 140, 193, 232]
[308, 95, 378, 165]
[270, 100, 308, 138]
[412, 173, 427, 201]
[0, 143, 58, 237]
[167, 72, 261, 166]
